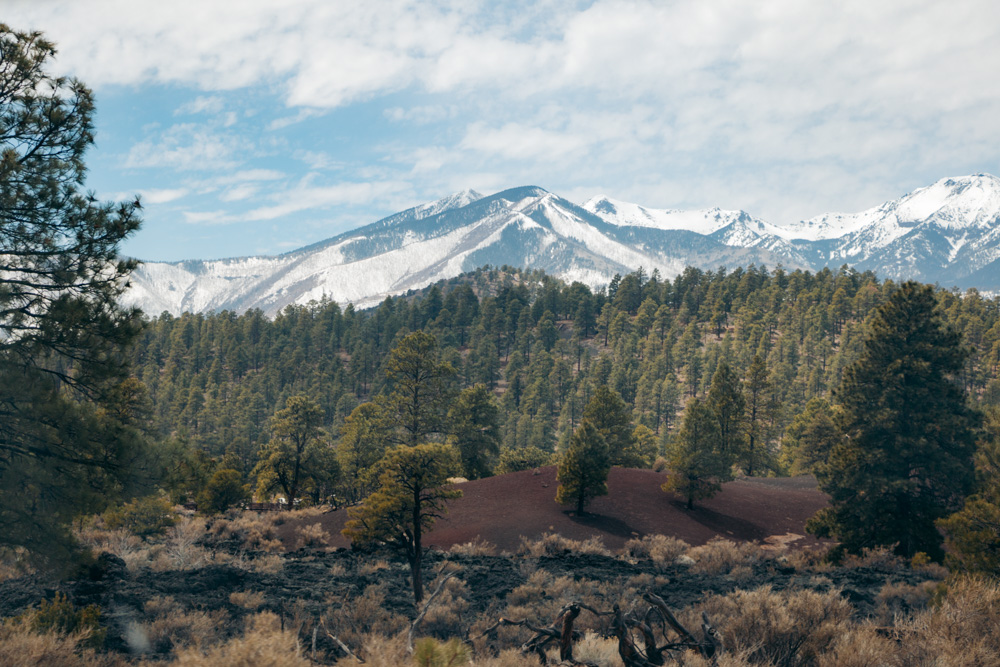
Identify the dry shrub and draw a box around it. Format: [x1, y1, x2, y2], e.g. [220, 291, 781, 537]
[817, 626, 903, 667]
[502, 571, 605, 637]
[448, 537, 498, 557]
[358, 559, 391, 576]
[843, 545, 904, 571]
[782, 546, 830, 572]
[295, 522, 330, 549]
[571, 631, 620, 665]
[873, 581, 936, 625]
[137, 596, 229, 654]
[623, 534, 690, 568]
[420, 577, 471, 638]
[245, 553, 285, 575]
[326, 583, 407, 648]
[0, 547, 34, 582]
[150, 519, 211, 571]
[0, 622, 115, 667]
[207, 512, 283, 552]
[229, 590, 266, 610]
[900, 575, 1000, 663]
[333, 632, 409, 667]
[518, 533, 610, 557]
[80, 528, 151, 571]
[690, 586, 852, 666]
[687, 538, 764, 575]
[155, 612, 311, 667]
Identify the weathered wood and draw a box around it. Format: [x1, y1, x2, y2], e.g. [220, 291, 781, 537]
[407, 571, 457, 652]
[320, 619, 365, 663]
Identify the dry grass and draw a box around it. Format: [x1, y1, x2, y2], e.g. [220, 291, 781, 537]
[623, 534, 690, 569]
[448, 537, 498, 557]
[517, 533, 611, 557]
[687, 537, 767, 575]
[149, 612, 312, 667]
[688, 586, 853, 666]
[294, 522, 331, 549]
[325, 583, 408, 648]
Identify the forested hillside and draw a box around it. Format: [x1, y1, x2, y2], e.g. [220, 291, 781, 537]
[127, 264, 1000, 502]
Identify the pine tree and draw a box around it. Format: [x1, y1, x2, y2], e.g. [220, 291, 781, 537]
[807, 282, 978, 560]
[343, 443, 461, 602]
[0, 25, 145, 564]
[708, 361, 747, 469]
[383, 331, 455, 446]
[743, 354, 776, 475]
[662, 397, 731, 509]
[447, 384, 501, 479]
[253, 395, 329, 506]
[582, 385, 637, 467]
[555, 421, 610, 514]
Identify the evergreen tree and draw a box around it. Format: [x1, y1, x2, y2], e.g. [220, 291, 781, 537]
[383, 331, 455, 446]
[582, 385, 637, 466]
[708, 361, 747, 470]
[779, 398, 839, 475]
[937, 407, 1000, 576]
[807, 282, 978, 560]
[253, 395, 330, 506]
[447, 384, 501, 479]
[661, 397, 730, 509]
[336, 402, 391, 502]
[343, 443, 461, 602]
[0, 25, 145, 565]
[555, 421, 610, 514]
[743, 354, 776, 475]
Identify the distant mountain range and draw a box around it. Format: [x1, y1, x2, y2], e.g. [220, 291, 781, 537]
[126, 174, 1000, 316]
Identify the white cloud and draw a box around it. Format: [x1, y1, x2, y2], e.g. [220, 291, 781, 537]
[175, 95, 224, 115]
[126, 123, 246, 170]
[9, 0, 1000, 234]
[139, 188, 189, 204]
[244, 179, 410, 221]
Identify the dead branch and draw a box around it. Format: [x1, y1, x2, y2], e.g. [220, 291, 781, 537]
[407, 570, 458, 652]
[320, 618, 365, 663]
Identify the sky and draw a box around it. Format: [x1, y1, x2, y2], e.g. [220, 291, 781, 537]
[7, 0, 1000, 262]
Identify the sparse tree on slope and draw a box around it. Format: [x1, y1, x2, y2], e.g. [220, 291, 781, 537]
[662, 397, 730, 509]
[555, 420, 610, 514]
[808, 282, 978, 561]
[343, 443, 461, 603]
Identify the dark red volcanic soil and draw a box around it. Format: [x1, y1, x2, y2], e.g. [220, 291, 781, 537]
[282, 468, 829, 552]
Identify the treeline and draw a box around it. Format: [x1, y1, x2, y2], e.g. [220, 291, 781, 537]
[127, 264, 1000, 502]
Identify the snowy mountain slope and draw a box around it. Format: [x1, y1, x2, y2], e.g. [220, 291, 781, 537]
[126, 174, 1000, 316]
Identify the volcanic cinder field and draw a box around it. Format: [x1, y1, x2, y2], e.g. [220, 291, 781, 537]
[279, 468, 830, 552]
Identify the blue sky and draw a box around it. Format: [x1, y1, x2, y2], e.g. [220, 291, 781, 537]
[8, 0, 1000, 261]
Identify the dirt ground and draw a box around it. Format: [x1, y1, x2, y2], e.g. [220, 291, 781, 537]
[278, 468, 830, 552]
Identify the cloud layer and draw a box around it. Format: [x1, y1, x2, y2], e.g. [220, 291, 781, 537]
[8, 0, 1000, 260]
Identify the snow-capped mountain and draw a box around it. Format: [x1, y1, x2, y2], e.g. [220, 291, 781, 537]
[126, 174, 1000, 316]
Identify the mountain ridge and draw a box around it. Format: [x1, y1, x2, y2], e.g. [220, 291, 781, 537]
[126, 174, 1000, 316]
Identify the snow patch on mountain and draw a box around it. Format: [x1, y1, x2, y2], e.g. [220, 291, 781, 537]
[126, 175, 1000, 317]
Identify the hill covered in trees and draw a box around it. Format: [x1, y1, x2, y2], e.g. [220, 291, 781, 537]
[127, 264, 1000, 507]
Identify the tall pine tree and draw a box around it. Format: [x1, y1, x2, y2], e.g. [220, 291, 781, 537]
[807, 282, 978, 560]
